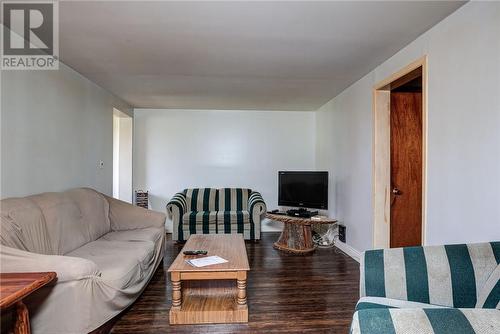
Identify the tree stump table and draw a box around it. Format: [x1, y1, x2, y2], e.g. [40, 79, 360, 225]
[266, 213, 337, 254]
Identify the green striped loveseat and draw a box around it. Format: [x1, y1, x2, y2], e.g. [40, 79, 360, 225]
[166, 188, 266, 242]
[351, 242, 500, 334]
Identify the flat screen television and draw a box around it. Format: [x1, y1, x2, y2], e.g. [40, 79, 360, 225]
[278, 171, 328, 209]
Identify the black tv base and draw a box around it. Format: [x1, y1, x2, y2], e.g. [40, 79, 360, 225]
[286, 208, 319, 218]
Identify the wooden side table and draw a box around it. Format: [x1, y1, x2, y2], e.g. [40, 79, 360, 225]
[0, 272, 57, 334]
[266, 213, 337, 254]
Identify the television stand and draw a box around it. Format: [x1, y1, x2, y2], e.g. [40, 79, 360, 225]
[286, 208, 319, 218]
[266, 213, 337, 254]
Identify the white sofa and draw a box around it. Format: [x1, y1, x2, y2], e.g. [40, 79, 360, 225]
[0, 188, 166, 334]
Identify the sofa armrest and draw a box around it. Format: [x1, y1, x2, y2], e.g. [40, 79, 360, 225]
[106, 196, 166, 231]
[248, 191, 266, 220]
[166, 192, 188, 220]
[0, 246, 100, 283]
[166, 192, 187, 241]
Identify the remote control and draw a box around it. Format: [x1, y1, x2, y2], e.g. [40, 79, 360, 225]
[183, 250, 208, 256]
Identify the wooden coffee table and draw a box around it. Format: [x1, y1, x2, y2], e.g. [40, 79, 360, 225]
[267, 213, 338, 254]
[168, 234, 249, 324]
[0, 272, 57, 334]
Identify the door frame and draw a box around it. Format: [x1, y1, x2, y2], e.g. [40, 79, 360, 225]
[113, 108, 133, 203]
[372, 56, 428, 248]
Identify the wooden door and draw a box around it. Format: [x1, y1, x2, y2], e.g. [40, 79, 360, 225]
[390, 92, 423, 248]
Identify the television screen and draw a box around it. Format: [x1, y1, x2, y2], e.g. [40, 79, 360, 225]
[278, 171, 328, 209]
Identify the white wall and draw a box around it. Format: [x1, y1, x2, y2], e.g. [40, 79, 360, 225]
[316, 74, 375, 253]
[1, 62, 131, 198]
[316, 2, 500, 252]
[134, 109, 316, 232]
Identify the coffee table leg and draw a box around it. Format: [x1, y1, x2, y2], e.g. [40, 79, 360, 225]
[14, 301, 30, 334]
[236, 271, 247, 306]
[171, 272, 181, 310]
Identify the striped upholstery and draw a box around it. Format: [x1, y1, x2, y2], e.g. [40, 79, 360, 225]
[181, 211, 217, 240]
[351, 308, 500, 334]
[248, 191, 265, 240]
[356, 297, 447, 311]
[166, 192, 187, 241]
[218, 188, 252, 211]
[360, 242, 500, 308]
[166, 188, 266, 242]
[184, 188, 217, 212]
[477, 265, 500, 308]
[351, 242, 500, 334]
[216, 211, 252, 239]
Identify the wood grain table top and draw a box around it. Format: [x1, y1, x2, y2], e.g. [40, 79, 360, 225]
[266, 213, 338, 225]
[0, 272, 57, 310]
[168, 234, 249, 273]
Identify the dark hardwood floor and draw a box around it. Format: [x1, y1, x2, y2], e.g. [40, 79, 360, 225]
[109, 233, 360, 334]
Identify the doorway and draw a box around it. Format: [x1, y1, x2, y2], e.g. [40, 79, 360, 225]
[113, 108, 133, 203]
[372, 56, 427, 249]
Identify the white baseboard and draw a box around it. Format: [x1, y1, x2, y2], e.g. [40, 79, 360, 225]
[335, 240, 361, 263]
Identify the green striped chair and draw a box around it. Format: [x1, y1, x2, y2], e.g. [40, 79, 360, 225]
[166, 188, 266, 242]
[351, 242, 500, 334]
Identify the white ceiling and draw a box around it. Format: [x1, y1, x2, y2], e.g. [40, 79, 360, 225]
[57, 1, 465, 110]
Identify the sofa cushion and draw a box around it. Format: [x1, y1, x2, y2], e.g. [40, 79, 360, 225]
[355, 297, 447, 311]
[66, 239, 155, 289]
[101, 227, 164, 244]
[217, 188, 252, 211]
[184, 188, 217, 212]
[0, 188, 111, 255]
[182, 211, 217, 234]
[30, 193, 90, 255]
[26, 188, 111, 255]
[350, 308, 500, 334]
[216, 210, 250, 233]
[0, 198, 55, 254]
[65, 188, 110, 242]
